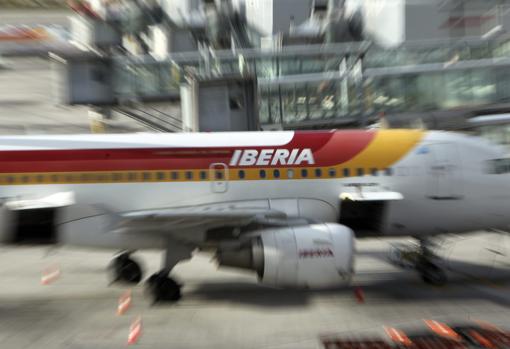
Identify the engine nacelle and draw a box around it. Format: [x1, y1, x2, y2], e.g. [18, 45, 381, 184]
[217, 223, 355, 289]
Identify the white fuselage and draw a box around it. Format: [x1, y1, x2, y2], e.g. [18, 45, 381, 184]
[0, 130, 507, 250]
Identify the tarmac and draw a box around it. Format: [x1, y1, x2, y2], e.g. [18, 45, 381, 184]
[1, 233, 510, 349]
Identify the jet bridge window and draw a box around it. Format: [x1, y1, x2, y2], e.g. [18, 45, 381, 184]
[486, 158, 510, 174]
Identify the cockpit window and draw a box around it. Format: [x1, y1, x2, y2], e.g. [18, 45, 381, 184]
[486, 158, 510, 174]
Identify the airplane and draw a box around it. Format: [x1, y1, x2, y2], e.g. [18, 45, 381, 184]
[0, 129, 507, 302]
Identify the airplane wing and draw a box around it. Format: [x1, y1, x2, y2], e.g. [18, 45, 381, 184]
[114, 205, 289, 236]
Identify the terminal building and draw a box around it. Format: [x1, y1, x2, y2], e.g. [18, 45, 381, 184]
[52, 0, 510, 147]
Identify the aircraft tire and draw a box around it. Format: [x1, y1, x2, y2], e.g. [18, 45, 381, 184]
[146, 274, 181, 303]
[108, 256, 143, 284]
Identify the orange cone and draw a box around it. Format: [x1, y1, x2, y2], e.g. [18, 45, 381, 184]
[354, 287, 365, 303]
[41, 264, 61, 285]
[127, 315, 142, 345]
[424, 320, 462, 341]
[117, 289, 132, 316]
[384, 326, 413, 347]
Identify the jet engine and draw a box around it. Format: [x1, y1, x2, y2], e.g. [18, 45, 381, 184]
[217, 223, 354, 289]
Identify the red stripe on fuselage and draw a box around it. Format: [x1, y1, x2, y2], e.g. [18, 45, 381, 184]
[0, 131, 374, 173]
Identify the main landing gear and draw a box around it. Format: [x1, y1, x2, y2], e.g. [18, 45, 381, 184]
[145, 270, 182, 302]
[389, 239, 447, 286]
[144, 241, 193, 303]
[108, 243, 193, 303]
[108, 251, 143, 284]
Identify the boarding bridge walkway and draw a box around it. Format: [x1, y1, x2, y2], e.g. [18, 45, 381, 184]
[61, 39, 510, 130]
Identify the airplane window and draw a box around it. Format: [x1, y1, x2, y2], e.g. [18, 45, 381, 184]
[357, 168, 364, 176]
[22, 176, 29, 183]
[51, 175, 58, 182]
[113, 173, 122, 181]
[273, 169, 280, 178]
[287, 169, 295, 179]
[343, 168, 350, 177]
[486, 158, 510, 174]
[371, 168, 378, 176]
[185, 171, 193, 180]
[6, 176, 14, 183]
[171, 172, 179, 180]
[157, 172, 166, 180]
[128, 173, 136, 181]
[259, 170, 266, 178]
[238, 170, 245, 179]
[199, 171, 207, 180]
[37, 175, 44, 183]
[384, 168, 393, 176]
[215, 171, 224, 180]
[301, 169, 308, 177]
[315, 168, 322, 177]
[65, 175, 73, 182]
[143, 172, 151, 181]
[328, 168, 336, 177]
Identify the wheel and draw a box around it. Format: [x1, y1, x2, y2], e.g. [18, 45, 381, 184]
[418, 261, 447, 286]
[145, 274, 181, 303]
[108, 256, 143, 284]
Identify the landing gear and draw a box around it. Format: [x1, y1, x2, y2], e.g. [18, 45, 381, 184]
[145, 271, 181, 302]
[417, 260, 447, 286]
[389, 239, 447, 286]
[144, 240, 193, 303]
[108, 251, 143, 284]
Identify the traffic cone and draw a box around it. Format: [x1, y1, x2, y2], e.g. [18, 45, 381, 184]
[384, 326, 413, 347]
[41, 264, 61, 285]
[117, 289, 132, 316]
[127, 315, 142, 345]
[424, 320, 462, 341]
[354, 286, 365, 303]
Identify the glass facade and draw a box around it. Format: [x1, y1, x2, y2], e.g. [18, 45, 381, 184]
[111, 38, 510, 128]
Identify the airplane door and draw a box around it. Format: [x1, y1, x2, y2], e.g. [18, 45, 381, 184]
[428, 143, 462, 200]
[209, 163, 228, 193]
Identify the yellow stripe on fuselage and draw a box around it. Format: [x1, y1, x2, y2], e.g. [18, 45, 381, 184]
[341, 130, 424, 170]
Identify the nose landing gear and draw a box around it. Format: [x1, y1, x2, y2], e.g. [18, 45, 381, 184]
[389, 239, 447, 286]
